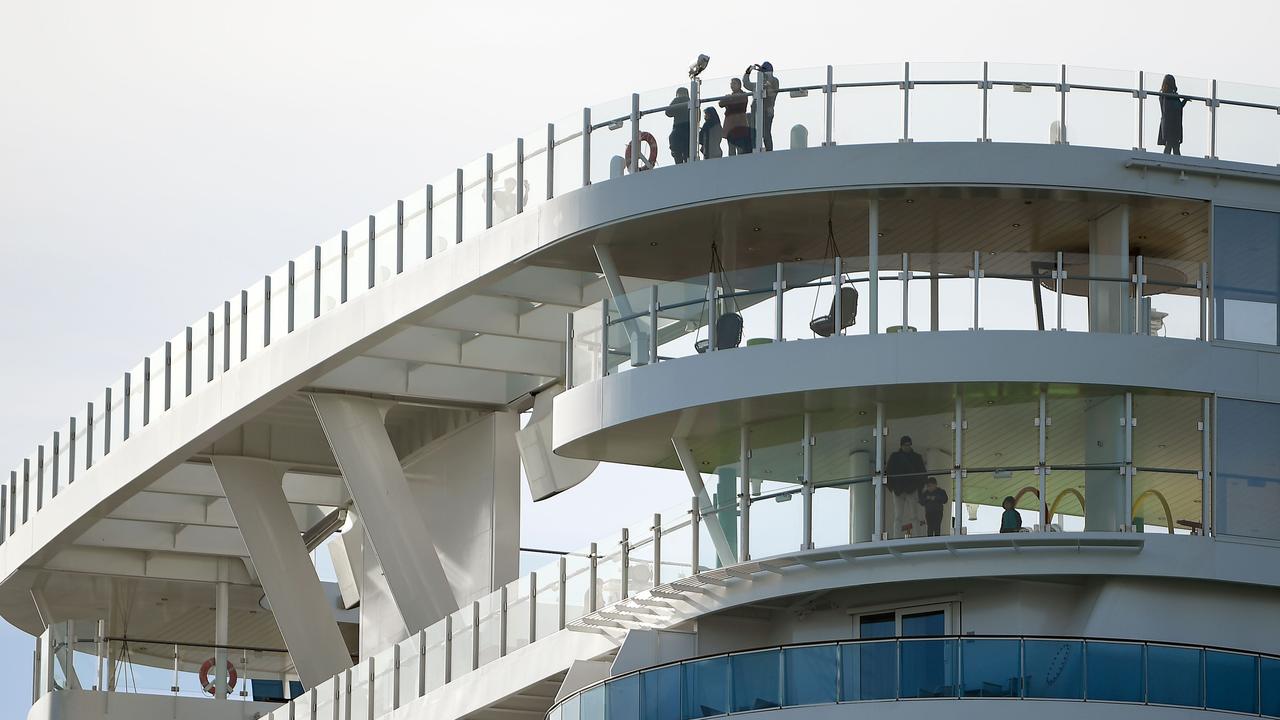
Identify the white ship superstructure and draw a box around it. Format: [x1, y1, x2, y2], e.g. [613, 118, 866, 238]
[7, 61, 1280, 720]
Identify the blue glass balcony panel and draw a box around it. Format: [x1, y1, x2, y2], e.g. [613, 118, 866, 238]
[783, 645, 838, 706]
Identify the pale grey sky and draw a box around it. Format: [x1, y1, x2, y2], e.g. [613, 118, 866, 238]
[0, 0, 1275, 708]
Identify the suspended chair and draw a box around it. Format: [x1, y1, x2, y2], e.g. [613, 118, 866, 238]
[694, 242, 744, 353]
[809, 217, 858, 337]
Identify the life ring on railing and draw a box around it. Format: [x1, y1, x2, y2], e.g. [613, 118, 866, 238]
[199, 658, 238, 695]
[624, 132, 659, 171]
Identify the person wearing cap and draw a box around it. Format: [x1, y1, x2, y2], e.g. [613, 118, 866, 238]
[742, 61, 780, 151]
[886, 435, 928, 538]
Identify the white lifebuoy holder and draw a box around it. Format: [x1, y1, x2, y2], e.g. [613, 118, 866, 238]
[624, 132, 659, 171]
[199, 657, 239, 695]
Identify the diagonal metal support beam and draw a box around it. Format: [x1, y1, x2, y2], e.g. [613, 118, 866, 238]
[671, 439, 736, 569]
[593, 244, 649, 365]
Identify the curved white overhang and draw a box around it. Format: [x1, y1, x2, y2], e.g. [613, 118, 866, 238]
[4, 140, 1279, 623]
[552, 331, 1280, 464]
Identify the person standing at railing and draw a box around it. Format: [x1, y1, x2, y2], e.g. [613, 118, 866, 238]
[666, 87, 692, 164]
[918, 477, 949, 537]
[743, 62, 779, 151]
[999, 496, 1024, 533]
[886, 435, 927, 538]
[720, 78, 751, 155]
[699, 107, 724, 159]
[1158, 74, 1189, 156]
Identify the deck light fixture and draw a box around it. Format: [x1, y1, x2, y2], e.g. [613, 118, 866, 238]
[689, 54, 710, 79]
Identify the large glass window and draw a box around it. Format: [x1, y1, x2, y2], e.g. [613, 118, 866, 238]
[1217, 398, 1280, 541]
[1215, 206, 1280, 345]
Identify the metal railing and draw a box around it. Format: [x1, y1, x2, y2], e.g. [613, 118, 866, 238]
[547, 636, 1280, 719]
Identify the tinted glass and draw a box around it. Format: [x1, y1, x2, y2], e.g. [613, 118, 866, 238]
[607, 674, 640, 720]
[731, 650, 780, 711]
[901, 610, 945, 637]
[1085, 641, 1143, 702]
[783, 645, 838, 706]
[1147, 645, 1203, 707]
[1024, 640, 1083, 699]
[1206, 650, 1257, 713]
[1262, 657, 1280, 717]
[859, 613, 895, 639]
[562, 693, 581, 720]
[1215, 206, 1280, 345]
[1216, 398, 1280, 541]
[840, 640, 896, 700]
[682, 657, 728, 719]
[641, 665, 680, 720]
[899, 639, 957, 698]
[581, 684, 606, 720]
[961, 639, 1021, 697]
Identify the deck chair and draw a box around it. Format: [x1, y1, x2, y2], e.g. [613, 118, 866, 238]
[695, 312, 744, 353]
[809, 285, 858, 337]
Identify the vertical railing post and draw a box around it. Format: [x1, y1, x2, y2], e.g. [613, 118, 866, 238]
[1199, 263, 1209, 341]
[122, 374, 130, 441]
[418, 629, 427, 698]
[690, 495, 701, 574]
[752, 71, 764, 152]
[51, 433, 59, 499]
[707, 272, 718, 352]
[688, 79, 700, 163]
[587, 543, 599, 612]
[171, 643, 179, 693]
[263, 275, 272, 347]
[1124, 391, 1135, 532]
[1133, 255, 1146, 335]
[484, 153, 494, 230]
[834, 256, 844, 336]
[163, 341, 172, 411]
[22, 461, 28, 522]
[142, 359, 151, 427]
[1055, 251, 1065, 331]
[869, 199, 879, 334]
[901, 61, 911, 142]
[312, 247, 322, 319]
[981, 61, 990, 142]
[223, 300, 232, 370]
[774, 262, 785, 342]
[527, 573, 537, 645]
[649, 284, 660, 366]
[184, 326, 193, 396]
[103, 387, 112, 456]
[971, 251, 982, 330]
[67, 418, 76, 486]
[95, 619, 105, 691]
[1038, 391, 1048, 528]
[392, 643, 401, 709]
[546, 123, 556, 200]
[954, 395, 964, 536]
[516, 138, 526, 214]
[740, 425, 751, 562]
[455, 169, 464, 244]
[35, 447, 44, 511]
[85, 401, 94, 471]
[629, 94, 641, 174]
[824, 65, 834, 146]
[874, 402, 885, 539]
[499, 584, 509, 657]
[1201, 397, 1212, 537]
[900, 253, 910, 330]
[1208, 79, 1219, 159]
[1058, 64, 1068, 144]
[443, 615, 453, 684]
[651, 514, 662, 586]
[619, 528, 630, 600]
[1136, 70, 1146, 151]
[286, 262, 296, 334]
[239, 291, 248, 360]
[7, 471, 15, 530]
[340, 231, 349, 302]
[557, 556, 567, 631]
[565, 314, 575, 389]
[582, 108, 592, 187]
[367, 215, 377, 289]
[0, 485, 6, 542]
[206, 311, 215, 380]
[599, 298, 609, 379]
[367, 656, 376, 717]
[396, 200, 405, 274]
[424, 186, 434, 260]
[802, 412, 814, 550]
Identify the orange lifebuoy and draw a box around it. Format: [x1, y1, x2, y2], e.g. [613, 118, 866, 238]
[624, 132, 659, 171]
[199, 657, 239, 695]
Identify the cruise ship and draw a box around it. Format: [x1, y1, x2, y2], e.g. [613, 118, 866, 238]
[8, 60, 1280, 720]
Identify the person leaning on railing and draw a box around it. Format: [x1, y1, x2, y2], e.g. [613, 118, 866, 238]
[1158, 74, 1189, 156]
[719, 78, 751, 155]
[742, 61, 779, 151]
[665, 87, 692, 164]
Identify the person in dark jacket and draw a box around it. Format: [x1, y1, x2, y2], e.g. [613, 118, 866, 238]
[886, 435, 927, 537]
[699, 107, 724, 159]
[742, 61, 780, 151]
[918, 477, 949, 537]
[720, 78, 751, 155]
[999, 496, 1023, 533]
[665, 88, 692, 164]
[1158, 74, 1189, 156]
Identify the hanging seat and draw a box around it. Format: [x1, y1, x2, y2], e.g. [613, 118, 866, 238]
[694, 312, 744, 353]
[809, 284, 859, 337]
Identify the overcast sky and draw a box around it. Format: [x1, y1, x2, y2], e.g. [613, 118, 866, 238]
[1, 0, 1275, 708]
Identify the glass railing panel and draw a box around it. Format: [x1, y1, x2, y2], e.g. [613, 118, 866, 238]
[350, 658, 371, 720]
[1132, 470, 1202, 534]
[978, 252, 1062, 331]
[658, 509, 694, 583]
[811, 478, 866, 548]
[1085, 640, 1144, 702]
[1143, 262, 1204, 340]
[371, 200, 398, 287]
[429, 172, 456, 254]
[490, 140, 522, 227]
[580, 682, 606, 720]
[1065, 66, 1139, 150]
[770, 66, 827, 152]
[640, 663, 680, 720]
[243, 277, 267, 357]
[1022, 639, 1083, 699]
[694, 75, 746, 160]
[449, 605, 474, 678]
[746, 483, 802, 560]
[267, 264, 291, 350]
[504, 577, 531, 653]
[372, 644, 396, 716]
[460, 155, 488, 243]
[811, 405, 876, 546]
[519, 125, 550, 214]
[910, 62, 983, 142]
[552, 110, 585, 199]
[314, 676, 337, 720]
[399, 631, 422, 705]
[1146, 644, 1203, 707]
[286, 246, 319, 334]
[1261, 656, 1280, 718]
[535, 563, 562, 641]
[185, 318, 211, 398]
[88, 389, 108, 472]
[560, 692, 580, 720]
[1205, 649, 1257, 714]
[731, 649, 781, 711]
[963, 382, 1040, 475]
[782, 644, 837, 706]
[603, 282, 657, 375]
[899, 638, 958, 698]
[317, 233, 344, 314]
[423, 620, 446, 693]
[293, 688, 313, 719]
[589, 96, 633, 183]
[626, 528, 656, 597]
[682, 655, 729, 719]
[840, 639, 896, 700]
[1142, 71, 1211, 159]
[563, 550, 592, 622]
[343, 216, 373, 303]
[831, 63, 902, 145]
[988, 62, 1060, 145]
[961, 470, 1040, 535]
[1216, 80, 1280, 165]
[1043, 470, 1087, 532]
[400, 187, 430, 271]
[777, 259, 853, 341]
[607, 672, 639, 720]
[652, 273, 709, 361]
[960, 638, 1021, 697]
[571, 301, 604, 386]
[477, 588, 502, 667]
[698, 502, 737, 572]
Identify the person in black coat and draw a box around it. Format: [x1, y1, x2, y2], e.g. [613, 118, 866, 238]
[1158, 74, 1189, 156]
[886, 435, 927, 537]
[665, 88, 692, 164]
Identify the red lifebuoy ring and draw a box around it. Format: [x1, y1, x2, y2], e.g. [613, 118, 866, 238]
[199, 657, 238, 695]
[624, 132, 659, 171]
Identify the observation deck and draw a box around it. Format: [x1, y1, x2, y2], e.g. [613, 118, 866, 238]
[10, 61, 1280, 720]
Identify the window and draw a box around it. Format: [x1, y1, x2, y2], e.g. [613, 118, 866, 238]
[1215, 206, 1280, 345]
[1217, 398, 1280, 541]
